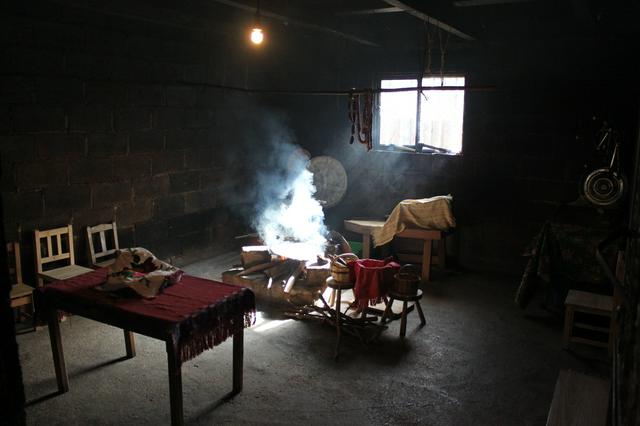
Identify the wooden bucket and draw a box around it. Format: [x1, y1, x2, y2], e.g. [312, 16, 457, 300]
[330, 253, 358, 283]
[392, 265, 421, 295]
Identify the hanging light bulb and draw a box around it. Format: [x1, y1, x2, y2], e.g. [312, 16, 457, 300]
[250, 27, 264, 45]
[250, 0, 264, 45]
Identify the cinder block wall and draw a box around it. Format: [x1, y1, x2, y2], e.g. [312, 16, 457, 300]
[0, 2, 252, 280]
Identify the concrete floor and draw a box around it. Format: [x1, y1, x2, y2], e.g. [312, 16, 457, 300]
[18, 253, 609, 425]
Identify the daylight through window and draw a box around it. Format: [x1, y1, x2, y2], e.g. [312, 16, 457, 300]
[379, 76, 465, 154]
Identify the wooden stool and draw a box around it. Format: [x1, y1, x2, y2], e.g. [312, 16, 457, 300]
[326, 277, 355, 358]
[381, 290, 426, 338]
[563, 290, 614, 354]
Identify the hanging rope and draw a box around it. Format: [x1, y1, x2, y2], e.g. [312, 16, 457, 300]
[348, 90, 373, 151]
[423, 20, 433, 76]
[438, 28, 450, 82]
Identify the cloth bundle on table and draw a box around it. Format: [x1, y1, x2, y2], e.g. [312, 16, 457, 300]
[350, 258, 400, 310]
[99, 247, 184, 299]
[372, 195, 456, 247]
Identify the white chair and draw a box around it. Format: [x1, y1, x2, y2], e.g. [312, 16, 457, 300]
[86, 222, 120, 268]
[34, 224, 93, 286]
[8, 242, 35, 329]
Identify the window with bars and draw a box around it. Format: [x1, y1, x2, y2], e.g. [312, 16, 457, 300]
[378, 76, 465, 154]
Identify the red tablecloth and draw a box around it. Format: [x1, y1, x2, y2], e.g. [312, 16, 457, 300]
[37, 268, 255, 363]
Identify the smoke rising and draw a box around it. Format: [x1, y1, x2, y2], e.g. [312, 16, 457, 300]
[255, 151, 327, 260]
[221, 97, 327, 259]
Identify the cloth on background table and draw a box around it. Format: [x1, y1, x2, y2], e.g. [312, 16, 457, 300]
[99, 247, 184, 298]
[515, 221, 617, 309]
[350, 258, 400, 310]
[37, 268, 256, 363]
[372, 195, 456, 247]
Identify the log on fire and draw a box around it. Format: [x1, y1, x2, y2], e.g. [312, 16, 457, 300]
[284, 262, 307, 294]
[241, 246, 271, 268]
[235, 260, 282, 276]
[264, 259, 302, 279]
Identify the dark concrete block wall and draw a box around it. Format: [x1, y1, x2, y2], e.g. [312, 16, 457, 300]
[2, 1, 637, 279]
[0, 2, 254, 281]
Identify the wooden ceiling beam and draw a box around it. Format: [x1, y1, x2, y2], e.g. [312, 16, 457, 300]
[337, 7, 403, 16]
[453, 0, 536, 7]
[210, 0, 381, 47]
[380, 0, 475, 41]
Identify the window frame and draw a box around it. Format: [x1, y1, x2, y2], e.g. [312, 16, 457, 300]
[375, 73, 466, 155]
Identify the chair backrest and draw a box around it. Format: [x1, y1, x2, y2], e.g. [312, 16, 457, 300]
[6, 242, 22, 285]
[34, 225, 75, 273]
[86, 222, 119, 266]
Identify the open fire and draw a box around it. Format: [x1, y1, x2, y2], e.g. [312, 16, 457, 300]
[223, 148, 348, 303]
[253, 151, 327, 261]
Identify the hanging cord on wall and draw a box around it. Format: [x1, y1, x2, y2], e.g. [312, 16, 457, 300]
[423, 20, 433, 76]
[420, 20, 433, 103]
[347, 90, 373, 151]
[348, 91, 358, 145]
[438, 28, 450, 83]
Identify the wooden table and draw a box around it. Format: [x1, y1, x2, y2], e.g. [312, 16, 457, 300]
[38, 269, 255, 426]
[344, 219, 445, 282]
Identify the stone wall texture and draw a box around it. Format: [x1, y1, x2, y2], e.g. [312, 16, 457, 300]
[0, 2, 252, 281]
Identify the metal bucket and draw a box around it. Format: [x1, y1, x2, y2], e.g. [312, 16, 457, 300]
[392, 265, 421, 295]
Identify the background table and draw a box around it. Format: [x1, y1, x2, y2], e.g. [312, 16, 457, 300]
[344, 219, 445, 282]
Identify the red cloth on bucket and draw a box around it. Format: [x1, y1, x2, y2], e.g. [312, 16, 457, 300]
[37, 268, 255, 363]
[350, 258, 400, 309]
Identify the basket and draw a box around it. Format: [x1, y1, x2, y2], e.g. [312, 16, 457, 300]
[330, 253, 358, 283]
[392, 265, 421, 295]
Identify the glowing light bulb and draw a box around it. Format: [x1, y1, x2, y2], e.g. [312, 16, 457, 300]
[250, 27, 264, 45]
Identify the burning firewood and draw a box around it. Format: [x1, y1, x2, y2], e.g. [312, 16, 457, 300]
[241, 246, 271, 268]
[235, 260, 282, 276]
[284, 262, 307, 294]
[264, 259, 301, 279]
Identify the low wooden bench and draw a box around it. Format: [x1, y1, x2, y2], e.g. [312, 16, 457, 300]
[563, 290, 614, 354]
[546, 370, 610, 426]
[344, 219, 444, 282]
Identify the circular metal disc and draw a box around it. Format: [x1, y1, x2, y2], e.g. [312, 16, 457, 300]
[307, 156, 347, 208]
[582, 168, 624, 206]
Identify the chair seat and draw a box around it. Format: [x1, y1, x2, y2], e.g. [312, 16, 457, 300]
[11, 283, 34, 299]
[326, 277, 355, 290]
[40, 264, 94, 282]
[94, 259, 115, 268]
[565, 290, 613, 314]
[388, 289, 423, 302]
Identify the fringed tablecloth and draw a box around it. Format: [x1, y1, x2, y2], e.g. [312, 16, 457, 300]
[38, 268, 256, 363]
[515, 221, 617, 310]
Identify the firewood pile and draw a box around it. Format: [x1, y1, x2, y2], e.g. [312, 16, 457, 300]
[222, 245, 331, 305]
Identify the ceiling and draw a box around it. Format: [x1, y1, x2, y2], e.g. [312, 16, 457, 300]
[48, 0, 638, 51]
[202, 0, 638, 48]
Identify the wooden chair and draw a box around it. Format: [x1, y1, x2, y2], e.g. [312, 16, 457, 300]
[562, 251, 624, 356]
[86, 222, 120, 268]
[8, 242, 35, 328]
[34, 225, 93, 286]
[562, 290, 614, 354]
